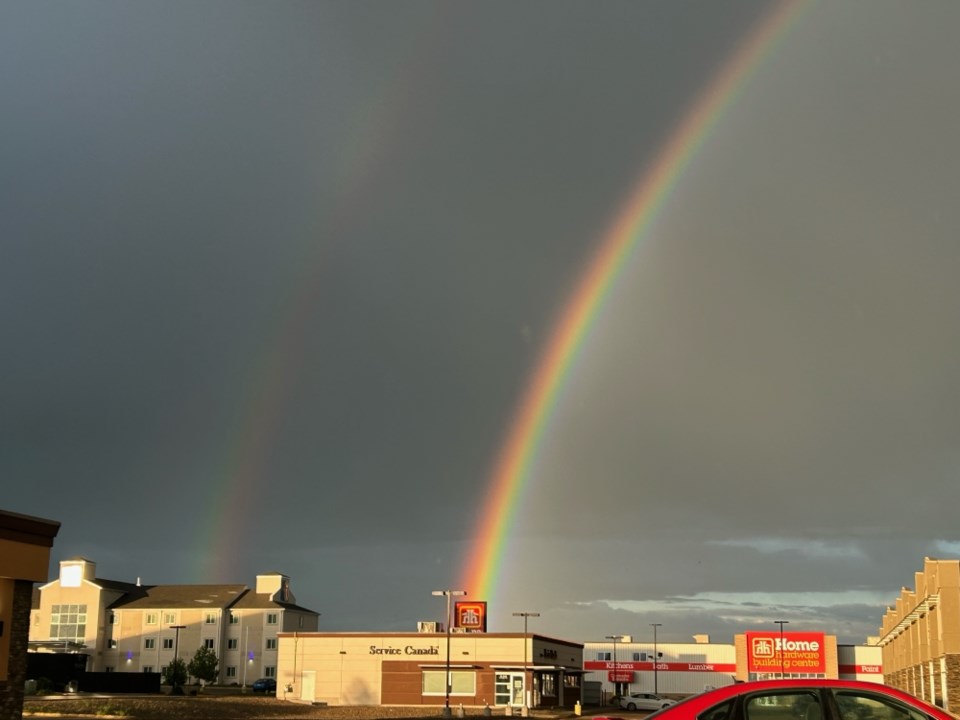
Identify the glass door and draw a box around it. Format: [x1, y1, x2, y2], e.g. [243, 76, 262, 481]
[495, 672, 524, 707]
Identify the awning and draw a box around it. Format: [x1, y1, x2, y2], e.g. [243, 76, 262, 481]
[419, 664, 480, 669]
[490, 665, 581, 672]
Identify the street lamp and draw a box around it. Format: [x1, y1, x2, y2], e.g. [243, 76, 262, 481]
[650, 624, 662, 695]
[605, 635, 624, 703]
[513, 612, 540, 712]
[170, 625, 186, 694]
[433, 589, 467, 718]
[775, 620, 789, 679]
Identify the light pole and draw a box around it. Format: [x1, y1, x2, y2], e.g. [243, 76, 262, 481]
[170, 625, 185, 694]
[605, 635, 624, 703]
[650, 624, 662, 694]
[513, 612, 540, 712]
[433, 589, 467, 718]
[775, 620, 789, 679]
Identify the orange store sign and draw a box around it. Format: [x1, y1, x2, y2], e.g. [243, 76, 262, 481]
[747, 631, 825, 674]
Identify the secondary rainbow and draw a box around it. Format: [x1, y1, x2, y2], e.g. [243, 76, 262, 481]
[459, 0, 809, 603]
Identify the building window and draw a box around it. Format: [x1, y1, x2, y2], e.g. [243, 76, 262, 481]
[204, 639, 215, 650]
[109, 612, 117, 625]
[49, 604, 88, 641]
[422, 670, 476, 696]
[226, 666, 237, 678]
[145, 613, 158, 625]
[264, 666, 276, 678]
[163, 613, 176, 624]
[229, 613, 239, 625]
[597, 652, 611, 661]
[143, 666, 154, 673]
[228, 638, 239, 650]
[265, 638, 277, 650]
[108, 639, 118, 649]
[266, 613, 278, 625]
[541, 675, 557, 697]
[145, 638, 156, 649]
[205, 613, 217, 624]
[163, 638, 174, 650]
[564, 675, 581, 688]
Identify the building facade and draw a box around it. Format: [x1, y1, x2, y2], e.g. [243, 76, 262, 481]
[30, 558, 319, 684]
[584, 634, 881, 703]
[0, 509, 60, 720]
[878, 557, 960, 712]
[276, 631, 584, 710]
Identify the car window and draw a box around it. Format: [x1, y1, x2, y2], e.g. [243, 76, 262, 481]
[833, 691, 928, 720]
[699, 699, 734, 720]
[745, 691, 822, 720]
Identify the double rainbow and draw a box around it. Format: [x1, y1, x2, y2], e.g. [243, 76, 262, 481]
[459, 0, 808, 606]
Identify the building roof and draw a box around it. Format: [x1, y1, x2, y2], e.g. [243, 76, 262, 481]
[230, 589, 319, 615]
[110, 584, 248, 610]
[0, 508, 61, 547]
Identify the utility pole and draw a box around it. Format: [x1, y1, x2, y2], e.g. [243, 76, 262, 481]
[513, 611, 540, 713]
[433, 589, 467, 718]
[650, 624, 662, 694]
[775, 620, 789, 679]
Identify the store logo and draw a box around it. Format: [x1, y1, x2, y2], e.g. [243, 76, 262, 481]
[455, 601, 487, 631]
[752, 637, 775, 658]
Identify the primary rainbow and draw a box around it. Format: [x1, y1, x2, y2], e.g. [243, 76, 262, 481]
[459, 0, 809, 605]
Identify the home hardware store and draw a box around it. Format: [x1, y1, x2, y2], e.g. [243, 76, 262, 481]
[277, 632, 584, 709]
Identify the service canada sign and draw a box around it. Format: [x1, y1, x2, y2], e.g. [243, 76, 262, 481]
[746, 631, 826, 674]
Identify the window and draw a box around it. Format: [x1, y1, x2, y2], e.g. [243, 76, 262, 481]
[699, 700, 733, 720]
[228, 638, 239, 650]
[145, 638, 156, 649]
[49, 604, 88, 641]
[143, 666, 154, 673]
[163, 613, 176, 624]
[204, 638, 215, 650]
[541, 675, 557, 697]
[833, 691, 926, 720]
[265, 638, 278, 650]
[564, 675, 581, 688]
[597, 652, 611, 661]
[109, 612, 117, 625]
[229, 613, 239, 625]
[145, 613, 158, 625]
[108, 639, 118, 649]
[266, 613, 278, 625]
[163, 638, 174, 649]
[226, 666, 237, 678]
[422, 670, 476, 696]
[745, 692, 821, 720]
[264, 666, 276, 678]
[205, 613, 217, 624]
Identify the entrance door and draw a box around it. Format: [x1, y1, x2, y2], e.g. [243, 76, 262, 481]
[300, 670, 316, 703]
[495, 672, 524, 707]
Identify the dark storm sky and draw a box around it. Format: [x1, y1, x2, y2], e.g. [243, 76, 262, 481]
[5, 0, 960, 644]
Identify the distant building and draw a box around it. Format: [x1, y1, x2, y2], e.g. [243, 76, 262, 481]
[29, 558, 319, 684]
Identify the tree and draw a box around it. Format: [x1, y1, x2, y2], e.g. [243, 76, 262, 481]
[162, 657, 187, 694]
[187, 646, 219, 686]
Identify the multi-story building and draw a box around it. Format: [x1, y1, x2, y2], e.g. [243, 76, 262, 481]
[30, 558, 319, 684]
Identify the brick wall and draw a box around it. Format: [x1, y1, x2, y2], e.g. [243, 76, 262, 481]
[0, 580, 34, 720]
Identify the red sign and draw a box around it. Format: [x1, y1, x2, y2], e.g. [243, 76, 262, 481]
[839, 664, 882, 675]
[609, 670, 634, 683]
[746, 631, 825, 674]
[454, 601, 487, 631]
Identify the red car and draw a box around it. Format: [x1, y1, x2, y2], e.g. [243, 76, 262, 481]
[641, 679, 952, 720]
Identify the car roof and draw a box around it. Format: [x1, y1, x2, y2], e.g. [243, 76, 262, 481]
[654, 679, 943, 717]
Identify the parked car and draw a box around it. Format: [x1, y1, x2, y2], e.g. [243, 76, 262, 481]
[251, 677, 277, 694]
[643, 680, 952, 720]
[620, 692, 677, 711]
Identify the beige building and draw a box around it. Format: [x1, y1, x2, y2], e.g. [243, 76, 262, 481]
[878, 557, 960, 712]
[30, 558, 319, 684]
[0, 509, 60, 720]
[276, 631, 584, 710]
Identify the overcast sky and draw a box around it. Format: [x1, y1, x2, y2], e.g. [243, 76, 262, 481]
[5, 0, 960, 646]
